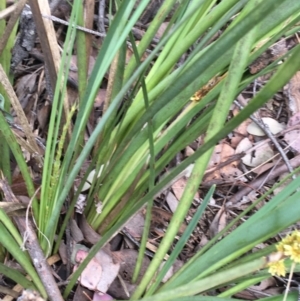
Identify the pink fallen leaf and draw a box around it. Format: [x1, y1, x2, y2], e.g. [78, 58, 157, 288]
[73, 245, 120, 293]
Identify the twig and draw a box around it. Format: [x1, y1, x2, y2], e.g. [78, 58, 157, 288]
[98, 0, 106, 34]
[121, 227, 155, 258]
[227, 154, 300, 206]
[0, 177, 64, 301]
[283, 262, 295, 301]
[41, 14, 155, 54]
[42, 14, 106, 37]
[7, 119, 46, 151]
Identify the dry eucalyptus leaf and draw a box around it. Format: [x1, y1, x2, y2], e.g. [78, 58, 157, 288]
[166, 191, 179, 212]
[242, 143, 274, 167]
[235, 137, 252, 154]
[81, 166, 104, 192]
[208, 207, 227, 238]
[15, 73, 38, 108]
[108, 276, 136, 300]
[172, 177, 199, 200]
[195, 234, 209, 252]
[250, 277, 276, 291]
[205, 143, 246, 183]
[230, 119, 252, 148]
[79, 215, 101, 244]
[73, 284, 93, 301]
[123, 210, 145, 238]
[58, 240, 67, 265]
[284, 112, 300, 153]
[253, 162, 274, 175]
[37, 102, 51, 131]
[155, 22, 170, 39]
[94, 89, 106, 108]
[287, 71, 300, 114]
[185, 146, 194, 157]
[70, 219, 84, 243]
[113, 249, 150, 283]
[73, 246, 120, 293]
[273, 172, 300, 195]
[247, 117, 285, 136]
[159, 259, 183, 283]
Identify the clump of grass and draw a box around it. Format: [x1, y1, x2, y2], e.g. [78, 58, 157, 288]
[0, 0, 300, 300]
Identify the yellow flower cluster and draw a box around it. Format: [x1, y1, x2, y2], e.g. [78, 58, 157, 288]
[276, 231, 300, 263]
[268, 260, 286, 277]
[268, 230, 300, 277]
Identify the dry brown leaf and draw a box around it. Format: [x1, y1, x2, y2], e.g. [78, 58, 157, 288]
[230, 119, 251, 148]
[205, 143, 245, 183]
[73, 284, 93, 301]
[172, 177, 199, 201]
[252, 162, 274, 175]
[70, 219, 84, 243]
[235, 137, 252, 154]
[58, 240, 68, 265]
[208, 206, 227, 238]
[155, 22, 170, 39]
[94, 89, 106, 108]
[67, 85, 78, 107]
[195, 234, 209, 252]
[247, 117, 285, 136]
[287, 71, 300, 114]
[166, 191, 178, 212]
[159, 259, 183, 283]
[234, 278, 279, 300]
[284, 112, 300, 153]
[151, 207, 187, 234]
[273, 171, 300, 195]
[37, 101, 51, 131]
[123, 210, 145, 238]
[242, 143, 274, 167]
[250, 277, 276, 291]
[108, 276, 136, 300]
[79, 215, 101, 245]
[185, 146, 194, 157]
[113, 249, 150, 284]
[126, 41, 147, 63]
[15, 73, 38, 108]
[11, 174, 41, 197]
[69, 55, 96, 82]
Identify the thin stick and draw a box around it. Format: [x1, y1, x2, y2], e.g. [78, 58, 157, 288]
[0, 177, 63, 301]
[227, 154, 300, 205]
[283, 261, 295, 301]
[98, 0, 106, 34]
[235, 95, 295, 178]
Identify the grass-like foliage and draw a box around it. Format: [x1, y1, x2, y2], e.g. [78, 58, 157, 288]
[0, 0, 300, 300]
